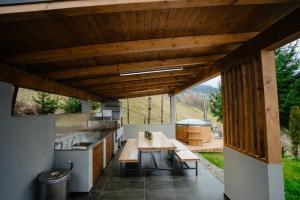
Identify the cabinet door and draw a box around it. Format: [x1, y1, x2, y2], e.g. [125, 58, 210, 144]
[93, 142, 103, 185]
[106, 133, 113, 165]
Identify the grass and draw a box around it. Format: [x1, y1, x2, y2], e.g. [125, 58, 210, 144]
[283, 157, 300, 200]
[200, 152, 224, 169]
[200, 152, 300, 200]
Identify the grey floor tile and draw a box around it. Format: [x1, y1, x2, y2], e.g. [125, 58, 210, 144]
[72, 144, 225, 200]
[99, 191, 144, 200]
[69, 192, 100, 200]
[103, 180, 144, 191]
[145, 179, 185, 190]
[189, 188, 224, 200]
[145, 189, 192, 200]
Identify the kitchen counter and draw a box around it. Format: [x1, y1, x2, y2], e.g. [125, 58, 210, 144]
[54, 128, 116, 192]
[54, 129, 115, 151]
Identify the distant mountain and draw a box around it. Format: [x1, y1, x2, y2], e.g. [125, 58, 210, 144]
[191, 85, 218, 95]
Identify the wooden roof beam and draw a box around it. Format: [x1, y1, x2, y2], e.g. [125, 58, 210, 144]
[172, 6, 300, 95]
[87, 76, 189, 91]
[95, 83, 182, 94]
[66, 68, 205, 86]
[111, 89, 172, 100]
[44, 55, 220, 80]
[100, 85, 178, 96]
[0, 0, 293, 19]
[0, 64, 102, 101]
[6, 33, 256, 64]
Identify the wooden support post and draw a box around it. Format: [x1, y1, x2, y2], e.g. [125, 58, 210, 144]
[260, 50, 281, 163]
[147, 96, 152, 124]
[127, 99, 130, 124]
[161, 94, 164, 124]
[11, 86, 18, 115]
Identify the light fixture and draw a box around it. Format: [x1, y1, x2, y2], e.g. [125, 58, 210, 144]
[130, 88, 165, 94]
[120, 66, 183, 76]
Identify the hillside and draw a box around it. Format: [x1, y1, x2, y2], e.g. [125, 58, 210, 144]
[120, 94, 218, 125]
[16, 88, 219, 125]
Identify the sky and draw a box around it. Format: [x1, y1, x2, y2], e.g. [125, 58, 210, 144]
[202, 76, 221, 88]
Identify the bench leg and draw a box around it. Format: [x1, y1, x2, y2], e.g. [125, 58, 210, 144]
[120, 163, 122, 176]
[138, 150, 141, 176]
[195, 161, 198, 176]
[181, 162, 183, 175]
[172, 152, 175, 175]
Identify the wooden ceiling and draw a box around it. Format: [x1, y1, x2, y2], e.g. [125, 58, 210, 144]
[0, 0, 299, 100]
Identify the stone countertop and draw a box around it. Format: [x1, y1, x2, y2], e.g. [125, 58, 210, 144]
[54, 129, 115, 151]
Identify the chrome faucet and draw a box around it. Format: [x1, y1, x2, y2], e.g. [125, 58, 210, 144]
[55, 142, 63, 150]
[71, 135, 79, 146]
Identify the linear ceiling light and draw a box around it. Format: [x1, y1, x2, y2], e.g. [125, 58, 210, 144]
[120, 66, 183, 76]
[130, 88, 165, 94]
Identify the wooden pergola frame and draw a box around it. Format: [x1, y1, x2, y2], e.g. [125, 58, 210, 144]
[0, 0, 300, 163]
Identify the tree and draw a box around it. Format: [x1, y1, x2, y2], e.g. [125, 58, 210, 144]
[209, 83, 223, 121]
[288, 106, 300, 158]
[275, 42, 300, 127]
[62, 98, 82, 113]
[33, 92, 59, 114]
[91, 101, 101, 111]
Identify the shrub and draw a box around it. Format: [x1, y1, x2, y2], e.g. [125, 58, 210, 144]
[61, 98, 82, 113]
[288, 106, 300, 158]
[91, 101, 101, 111]
[33, 92, 59, 114]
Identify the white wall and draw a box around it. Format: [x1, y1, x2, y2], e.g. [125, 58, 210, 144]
[0, 82, 55, 200]
[123, 124, 175, 139]
[224, 147, 284, 200]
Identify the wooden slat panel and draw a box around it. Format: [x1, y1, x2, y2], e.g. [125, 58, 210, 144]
[252, 56, 261, 157]
[255, 55, 266, 158]
[222, 50, 280, 163]
[221, 72, 227, 145]
[237, 64, 245, 152]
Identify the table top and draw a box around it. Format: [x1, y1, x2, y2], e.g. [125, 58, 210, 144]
[137, 131, 176, 151]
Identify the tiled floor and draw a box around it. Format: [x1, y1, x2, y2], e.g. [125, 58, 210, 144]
[69, 149, 224, 200]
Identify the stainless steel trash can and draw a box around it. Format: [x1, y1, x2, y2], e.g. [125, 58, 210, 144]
[38, 169, 70, 200]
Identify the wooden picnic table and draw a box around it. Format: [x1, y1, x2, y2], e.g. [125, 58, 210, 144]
[137, 131, 176, 173]
[137, 131, 176, 151]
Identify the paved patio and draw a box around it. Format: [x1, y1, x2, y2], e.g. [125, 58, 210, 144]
[70, 149, 224, 200]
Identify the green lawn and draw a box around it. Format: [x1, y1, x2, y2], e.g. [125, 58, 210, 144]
[283, 157, 300, 200]
[200, 152, 224, 169]
[200, 152, 300, 200]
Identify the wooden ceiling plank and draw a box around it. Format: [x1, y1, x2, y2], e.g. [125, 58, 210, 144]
[87, 76, 189, 91]
[44, 55, 220, 80]
[99, 85, 177, 96]
[106, 89, 172, 100]
[66, 68, 203, 86]
[0, 0, 292, 19]
[0, 64, 102, 101]
[94, 83, 182, 93]
[6, 33, 256, 64]
[171, 6, 300, 95]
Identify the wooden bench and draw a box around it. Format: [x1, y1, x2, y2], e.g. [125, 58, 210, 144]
[118, 139, 138, 175]
[170, 139, 199, 176]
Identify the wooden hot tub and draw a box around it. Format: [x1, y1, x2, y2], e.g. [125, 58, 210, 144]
[176, 119, 212, 146]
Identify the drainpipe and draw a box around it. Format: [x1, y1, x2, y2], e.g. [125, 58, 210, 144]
[81, 100, 91, 114]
